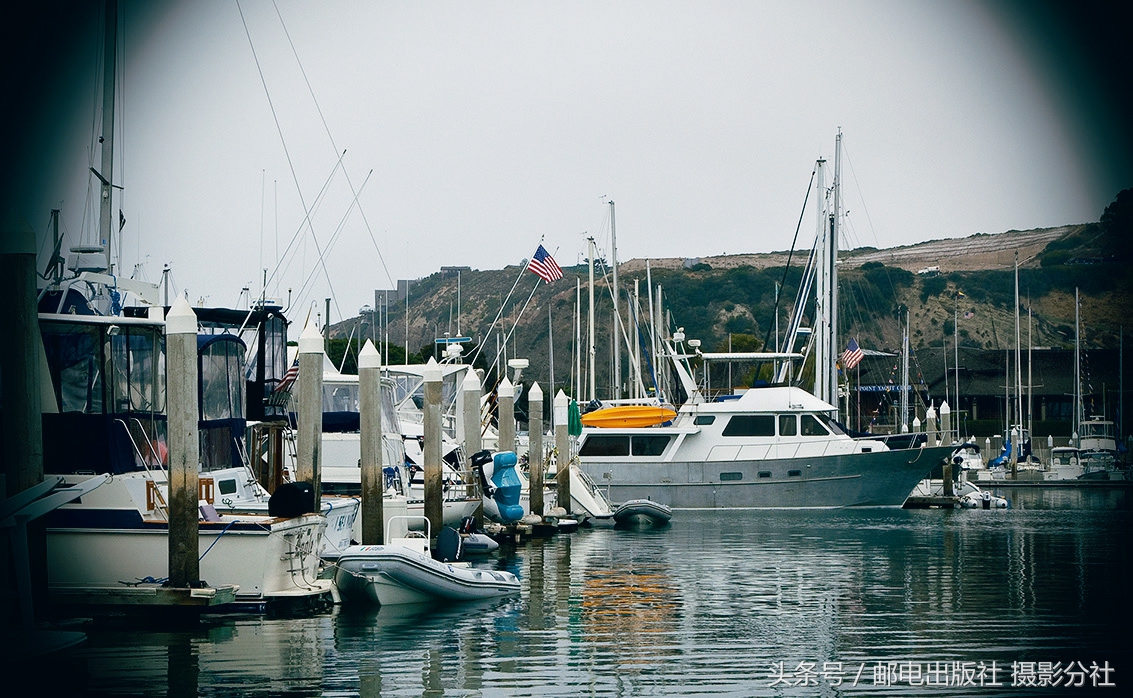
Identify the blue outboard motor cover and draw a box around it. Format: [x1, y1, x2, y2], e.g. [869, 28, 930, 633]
[490, 451, 525, 522]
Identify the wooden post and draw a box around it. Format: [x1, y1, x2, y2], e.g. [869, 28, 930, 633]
[359, 340, 384, 545]
[461, 369, 482, 463]
[1010, 426, 1019, 480]
[423, 358, 444, 537]
[554, 391, 571, 514]
[297, 320, 323, 503]
[498, 377, 515, 454]
[166, 296, 200, 588]
[528, 382, 544, 516]
[926, 404, 938, 446]
[940, 401, 952, 444]
[2, 219, 45, 625]
[461, 368, 483, 526]
[0, 219, 43, 497]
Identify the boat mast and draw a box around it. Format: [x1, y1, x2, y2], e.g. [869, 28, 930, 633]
[97, 0, 118, 274]
[587, 237, 596, 402]
[1014, 252, 1023, 433]
[1028, 301, 1034, 445]
[831, 130, 841, 419]
[575, 278, 581, 399]
[647, 262, 657, 396]
[954, 294, 960, 434]
[609, 200, 621, 400]
[812, 155, 829, 404]
[1074, 287, 1081, 442]
[633, 278, 641, 399]
[901, 308, 909, 432]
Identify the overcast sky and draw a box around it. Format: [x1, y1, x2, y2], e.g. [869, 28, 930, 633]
[7, 1, 1130, 324]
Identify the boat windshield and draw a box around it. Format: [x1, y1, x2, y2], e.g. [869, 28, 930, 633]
[814, 413, 846, 436]
[1081, 421, 1114, 439]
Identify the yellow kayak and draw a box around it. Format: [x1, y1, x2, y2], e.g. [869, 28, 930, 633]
[580, 405, 677, 429]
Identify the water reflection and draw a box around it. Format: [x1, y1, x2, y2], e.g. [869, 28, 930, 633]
[40, 494, 1132, 696]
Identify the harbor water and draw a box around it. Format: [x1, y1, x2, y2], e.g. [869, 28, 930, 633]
[38, 487, 1129, 696]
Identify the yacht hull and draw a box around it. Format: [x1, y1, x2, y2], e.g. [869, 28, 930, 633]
[581, 445, 954, 509]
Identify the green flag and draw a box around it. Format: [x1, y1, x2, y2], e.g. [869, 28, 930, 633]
[568, 399, 582, 437]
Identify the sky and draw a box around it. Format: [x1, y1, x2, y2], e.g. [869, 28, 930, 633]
[6, 0, 1130, 326]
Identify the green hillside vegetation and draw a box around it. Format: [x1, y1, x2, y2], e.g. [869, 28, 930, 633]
[327, 189, 1131, 400]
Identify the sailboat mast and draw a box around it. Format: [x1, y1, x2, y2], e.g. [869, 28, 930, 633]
[1075, 287, 1081, 439]
[831, 131, 841, 419]
[633, 278, 642, 399]
[901, 308, 910, 432]
[954, 295, 960, 426]
[1028, 301, 1033, 442]
[587, 237, 596, 402]
[609, 200, 621, 400]
[98, 0, 118, 274]
[1014, 253, 1023, 433]
[812, 156, 828, 403]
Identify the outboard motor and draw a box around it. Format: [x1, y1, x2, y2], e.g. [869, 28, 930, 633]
[435, 525, 463, 562]
[268, 481, 315, 518]
[477, 450, 525, 523]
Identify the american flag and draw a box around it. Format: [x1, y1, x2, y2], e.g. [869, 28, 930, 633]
[527, 244, 563, 283]
[275, 357, 299, 393]
[840, 338, 864, 370]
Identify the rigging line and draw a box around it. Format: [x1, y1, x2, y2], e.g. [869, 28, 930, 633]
[292, 169, 374, 312]
[840, 139, 901, 299]
[236, 0, 340, 316]
[466, 260, 537, 370]
[487, 278, 544, 388]
[592, 258, 639, 375]
[270, 1, 395, 291]
[763, 168, 816, 353]
[264, 149, 347, 290]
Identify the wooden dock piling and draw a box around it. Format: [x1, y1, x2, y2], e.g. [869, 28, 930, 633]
[166, 296, 200, 588]
[528, 382, 544, 516]
[359, 339, 383, 545]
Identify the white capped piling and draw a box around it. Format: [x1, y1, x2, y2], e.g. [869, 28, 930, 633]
[297, 321, 324, 503]
[359, 340, 384, 545]
[926, 404, 938, 445]
[166, 296, 200, 588]
[498, 377, 515, 454]
[1010, 426, 1019, 479]
[461, 369, 482, 460]
[939, 401, 952, 444]
[912, 416, 921, 436]
[554, 391, 571, 514]
[423, 358, 444, 536]
[528, 382, 544, 516]
[0, 220, 43, 497]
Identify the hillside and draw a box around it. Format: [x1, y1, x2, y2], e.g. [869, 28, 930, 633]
[328, 192, 1131, 398]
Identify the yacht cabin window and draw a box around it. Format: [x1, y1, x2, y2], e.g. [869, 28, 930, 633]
[722, 415, 775, 437]
[778, 415, 797, 437]
[800, 414, 829, 436]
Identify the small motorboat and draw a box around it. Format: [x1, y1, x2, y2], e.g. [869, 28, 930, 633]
[334, 516, 519, 605]
[612, 499, 673, 525]
[959, 489, 1009, 509]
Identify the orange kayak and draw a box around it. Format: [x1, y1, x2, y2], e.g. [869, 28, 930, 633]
[580, 405, 677, 429]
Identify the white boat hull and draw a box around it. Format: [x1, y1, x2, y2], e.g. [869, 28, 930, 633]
[334, 545, 520, 605]
[46, 513, 328, 601]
